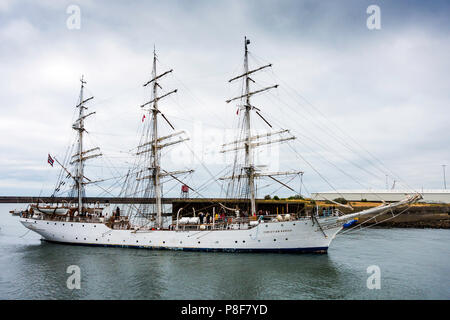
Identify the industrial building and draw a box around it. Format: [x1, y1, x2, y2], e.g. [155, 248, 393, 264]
[311, 190, 450, 203]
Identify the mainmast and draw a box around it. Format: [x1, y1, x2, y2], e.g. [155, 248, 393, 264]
[138, 48, 191, 228]
[223, 37, 300, 215]
[243, 37, 256, 216]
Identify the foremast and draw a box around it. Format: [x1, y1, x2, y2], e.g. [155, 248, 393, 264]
[151, 52, 163, 228]
[70, 76, 102, 215]
[222, 37, 300, 216]
[77, 78, 86, 214]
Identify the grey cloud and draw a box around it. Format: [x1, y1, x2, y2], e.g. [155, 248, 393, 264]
[0, 0, 449, 198]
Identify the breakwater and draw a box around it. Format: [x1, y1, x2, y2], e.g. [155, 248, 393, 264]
[316, 202, 450, 229]
[352, 204, 450, 228]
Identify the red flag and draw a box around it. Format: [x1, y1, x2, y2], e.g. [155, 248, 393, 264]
[48, 154, 54, 167]
[142, 114, 146, 122]
[236, 108, 239, 115]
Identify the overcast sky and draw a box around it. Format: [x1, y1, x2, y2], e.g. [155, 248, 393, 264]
[0, 0, 449, 198]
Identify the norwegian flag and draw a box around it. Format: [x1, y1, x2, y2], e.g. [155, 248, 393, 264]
[47, 154, 54, 167]
[142, 114, 146, 122]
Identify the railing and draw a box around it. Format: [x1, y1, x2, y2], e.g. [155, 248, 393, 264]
[21, 211, 129, 224]
[23, 211, 313, 231]
[172, 213, 305, 231]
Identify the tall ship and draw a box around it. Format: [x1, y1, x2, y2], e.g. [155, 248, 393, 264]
[19, 39, 422, 253]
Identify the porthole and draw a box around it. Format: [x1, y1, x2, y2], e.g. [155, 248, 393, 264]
[273, 239, 276, 241]
[71, 224, 73, 227]
[47, 222, 49, 225]
[94, 225, 96, 228]
[54, 223, 56, 225]
[243, 240, 246, 243]
[281, 224, 284, 227]
[265, 225, 268, 228]
[75, 237, 78, 239]
[82, 225, 84, 227]
[198, 241, 201, 244]
[180, 241, 182, 244]
[84, 238, 86, 240]
[235, 240, 238, 243]
[285, 238, 288, 241]
[96, 239, 98, 241]
[163, 241, 165, 244]
[293, 223, 296, 226]
[136, 240, 139, 243]
[63, 223, 65, 226]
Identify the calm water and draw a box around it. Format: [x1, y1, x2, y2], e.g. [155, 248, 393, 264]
[0, 204, 449, 300]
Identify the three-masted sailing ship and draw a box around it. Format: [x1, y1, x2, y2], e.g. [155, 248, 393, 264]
[20, 39, 422, 253]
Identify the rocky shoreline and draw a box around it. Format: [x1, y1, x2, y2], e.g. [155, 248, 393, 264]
[348, 204, 450, 229]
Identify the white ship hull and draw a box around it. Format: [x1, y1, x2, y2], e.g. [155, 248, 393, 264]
[20, 217, 343, 253]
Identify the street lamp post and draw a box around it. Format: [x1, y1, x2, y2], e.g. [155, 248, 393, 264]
[443, 164, 447, 190]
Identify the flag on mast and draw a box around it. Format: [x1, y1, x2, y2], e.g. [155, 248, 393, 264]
[142, 114, 146, 122]
[47, 154, 54, 167]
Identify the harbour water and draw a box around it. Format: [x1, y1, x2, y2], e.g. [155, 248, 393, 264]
[0, 204, 449, 300]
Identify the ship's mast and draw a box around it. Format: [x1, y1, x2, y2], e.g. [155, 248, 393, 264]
[151, 50, 163, 228]
[223, 38, 300, 215]
[77, 76, 86, 215]
[70, 76, 101, 215]
[138, 48, 191, 229]
[243, 37, 256, 216]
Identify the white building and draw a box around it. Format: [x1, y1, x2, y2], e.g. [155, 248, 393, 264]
[311, 189, 450, 203]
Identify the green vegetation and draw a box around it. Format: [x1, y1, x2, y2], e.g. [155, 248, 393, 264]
[264, 195, 271, 200]
[333, 197, 348, 205]
[288, 194, 304, 200]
